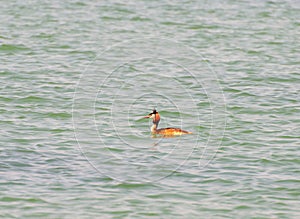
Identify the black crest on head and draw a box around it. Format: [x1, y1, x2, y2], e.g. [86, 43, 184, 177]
[149, 109, 157, 115]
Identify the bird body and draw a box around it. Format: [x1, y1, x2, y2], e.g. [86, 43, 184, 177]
[144, 109, 192, 136]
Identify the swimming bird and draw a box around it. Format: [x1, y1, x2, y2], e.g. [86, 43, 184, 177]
[144, 109, 192, 136]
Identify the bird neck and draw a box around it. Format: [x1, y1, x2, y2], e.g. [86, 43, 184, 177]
[151, 120, 159, 133]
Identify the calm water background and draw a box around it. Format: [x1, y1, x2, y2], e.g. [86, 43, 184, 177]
[1, 0, 299, 218]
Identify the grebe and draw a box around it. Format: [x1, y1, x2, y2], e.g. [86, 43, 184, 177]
[144, 109, 192, 136]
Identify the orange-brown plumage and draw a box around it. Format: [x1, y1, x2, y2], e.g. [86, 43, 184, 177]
[144, 109, 192, 136]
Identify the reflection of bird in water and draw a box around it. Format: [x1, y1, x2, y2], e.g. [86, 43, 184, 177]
[144, 109, 192, 136]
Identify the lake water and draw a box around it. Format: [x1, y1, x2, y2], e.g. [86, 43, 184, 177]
[1, 0, 299, 218]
